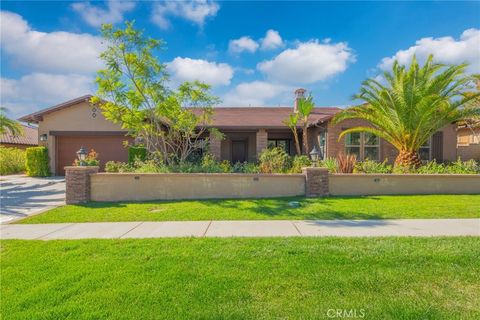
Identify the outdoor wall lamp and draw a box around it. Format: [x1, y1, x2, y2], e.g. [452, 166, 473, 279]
[39, 134, 48, 141]
[310, 146, 320, 167]
[76, 146, 87, 166]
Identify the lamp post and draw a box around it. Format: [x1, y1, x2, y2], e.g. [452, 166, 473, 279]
[309, 145, 320, 167]
[76, 146, 87, 166]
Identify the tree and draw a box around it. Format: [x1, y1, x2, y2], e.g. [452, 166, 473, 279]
[92, 22, 221, 165]
[297, 94, 315, 154]
[333, 55, 480, 168]
[283, 113, 301, 155]
[0, 107, 23, 136]
[284, 94, 315, 156]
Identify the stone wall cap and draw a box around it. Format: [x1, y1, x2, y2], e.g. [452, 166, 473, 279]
[302, 167, 330, 171]
[64, 166, 100, 170]
[93, 172, 305, 178]
[330, 173, 480, 178]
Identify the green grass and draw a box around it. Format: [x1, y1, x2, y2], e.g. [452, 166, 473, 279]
[18, 194, 480, 224]
[1, 237, 479, 319]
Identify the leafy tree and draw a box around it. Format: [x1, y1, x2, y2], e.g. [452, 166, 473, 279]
[333, 55, 480, 168]
[0, 107, 23, 136]
[92, 22, 221, 165]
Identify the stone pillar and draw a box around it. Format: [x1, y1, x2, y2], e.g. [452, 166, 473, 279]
[65, 166, 99, 204]
[302, 167, 329, 197]
[256, 129, 268, 158]
[209, 132, 222, 160]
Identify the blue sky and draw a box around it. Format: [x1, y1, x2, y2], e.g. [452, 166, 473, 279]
[1, 1, 479, 118]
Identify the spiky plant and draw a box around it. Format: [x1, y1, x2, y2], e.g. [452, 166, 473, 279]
[333, 55, 480, 167]
[0, 107, 23, 136]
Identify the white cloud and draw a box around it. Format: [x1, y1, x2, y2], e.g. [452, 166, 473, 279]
[0, 10, 103, 74]
[257, 40, 355, 84]
[228, 36, 259, 54]
[151, 0, 219, 29]
[261, 29, 283, 50]
[222, 81, 290, 106]
[1, 73, 95, 118]
[72, 0, 136, 27]
[167, 57, 234, 86]
[379, 28, 480, 73]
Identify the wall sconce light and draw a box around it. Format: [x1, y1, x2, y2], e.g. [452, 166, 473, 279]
[40, 134, 48, 141]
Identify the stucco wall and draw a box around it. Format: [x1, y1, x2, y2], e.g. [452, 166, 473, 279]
[90, 173, 306, 201]
[329, 174, 480, 196]
[37, 101, 126, 174]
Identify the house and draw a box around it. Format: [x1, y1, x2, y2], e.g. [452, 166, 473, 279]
[457, 120, 480, 160]
[0, 124, 38, 149]
[19, 90, 458, 175]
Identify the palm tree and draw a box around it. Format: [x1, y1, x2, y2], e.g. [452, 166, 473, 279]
[0, 107, 23, 136]
[283, 113, 301, 155]
[333, 55, 480, 167]
[297, 95, 315, 154]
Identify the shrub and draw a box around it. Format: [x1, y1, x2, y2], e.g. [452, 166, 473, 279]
[445, 159, 479, 174]
[414, 160, 447, 174]
[336, 153, 356, 173]
[134, 160, 169, 173]
[290, 155, 311, 173]
[319, 157, 337, 173]
[105, 161, 125, 173]
[200, 153, 223, 173]
[0, 147, 26, 175]
[259, 147, 290, 173]
[354, 159, 392, 174]
[25, 147, 50, 177]
[220, 160, 233, 173]
[128, 146, 147, 164]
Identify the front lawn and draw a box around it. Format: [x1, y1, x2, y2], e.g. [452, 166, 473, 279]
[18, 194, 480, 223]
[1, 237, 479, 319]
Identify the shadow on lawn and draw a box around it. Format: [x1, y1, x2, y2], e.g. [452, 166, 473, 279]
[74, 195, 386, 221]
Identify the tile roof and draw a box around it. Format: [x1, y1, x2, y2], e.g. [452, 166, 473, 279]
[18, 94, 343, 129]
[203, 107, 342, 129]
[0, 124, 38, 146]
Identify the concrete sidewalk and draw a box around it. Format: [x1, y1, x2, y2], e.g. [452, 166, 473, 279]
[1, 219, 479, 240]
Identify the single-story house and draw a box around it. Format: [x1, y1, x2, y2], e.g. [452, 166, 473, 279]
[19, 91, 458, 175]
[0, 124, 38, 149]
[457, 120, 479, 160]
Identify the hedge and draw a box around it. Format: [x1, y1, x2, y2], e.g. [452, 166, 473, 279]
[0, 147, 26, 175]
[128, 146, 147, 164]
[25, 147, 50, 177]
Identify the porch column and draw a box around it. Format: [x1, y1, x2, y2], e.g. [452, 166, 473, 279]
[209, 132, 222, 160]
[256, 129, 268, 158]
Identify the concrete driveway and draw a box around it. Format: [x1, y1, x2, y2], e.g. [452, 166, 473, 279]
[0, 175, 65, 223]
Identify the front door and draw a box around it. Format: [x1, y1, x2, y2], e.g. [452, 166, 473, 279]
[232, 140, 247, 163]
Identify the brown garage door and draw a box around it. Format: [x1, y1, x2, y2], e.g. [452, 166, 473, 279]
[56, 135, 132, 175]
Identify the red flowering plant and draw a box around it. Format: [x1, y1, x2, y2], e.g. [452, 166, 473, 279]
[73, 149, 100, 166]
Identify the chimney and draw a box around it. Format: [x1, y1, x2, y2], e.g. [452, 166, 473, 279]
[294, 88, 306, 113]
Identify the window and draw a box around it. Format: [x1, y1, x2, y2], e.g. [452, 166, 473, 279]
[344, 132, 379, 160]
[268, 139, 290, 154]
[419, 139, 431, 161]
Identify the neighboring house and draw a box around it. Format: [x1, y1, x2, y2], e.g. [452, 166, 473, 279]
[0, 124, 38, 149]
[457, 120, 480, 160]
[19, 91, 458, 175]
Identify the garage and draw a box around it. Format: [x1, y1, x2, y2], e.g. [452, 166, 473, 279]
[55, 134, 132, 175]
